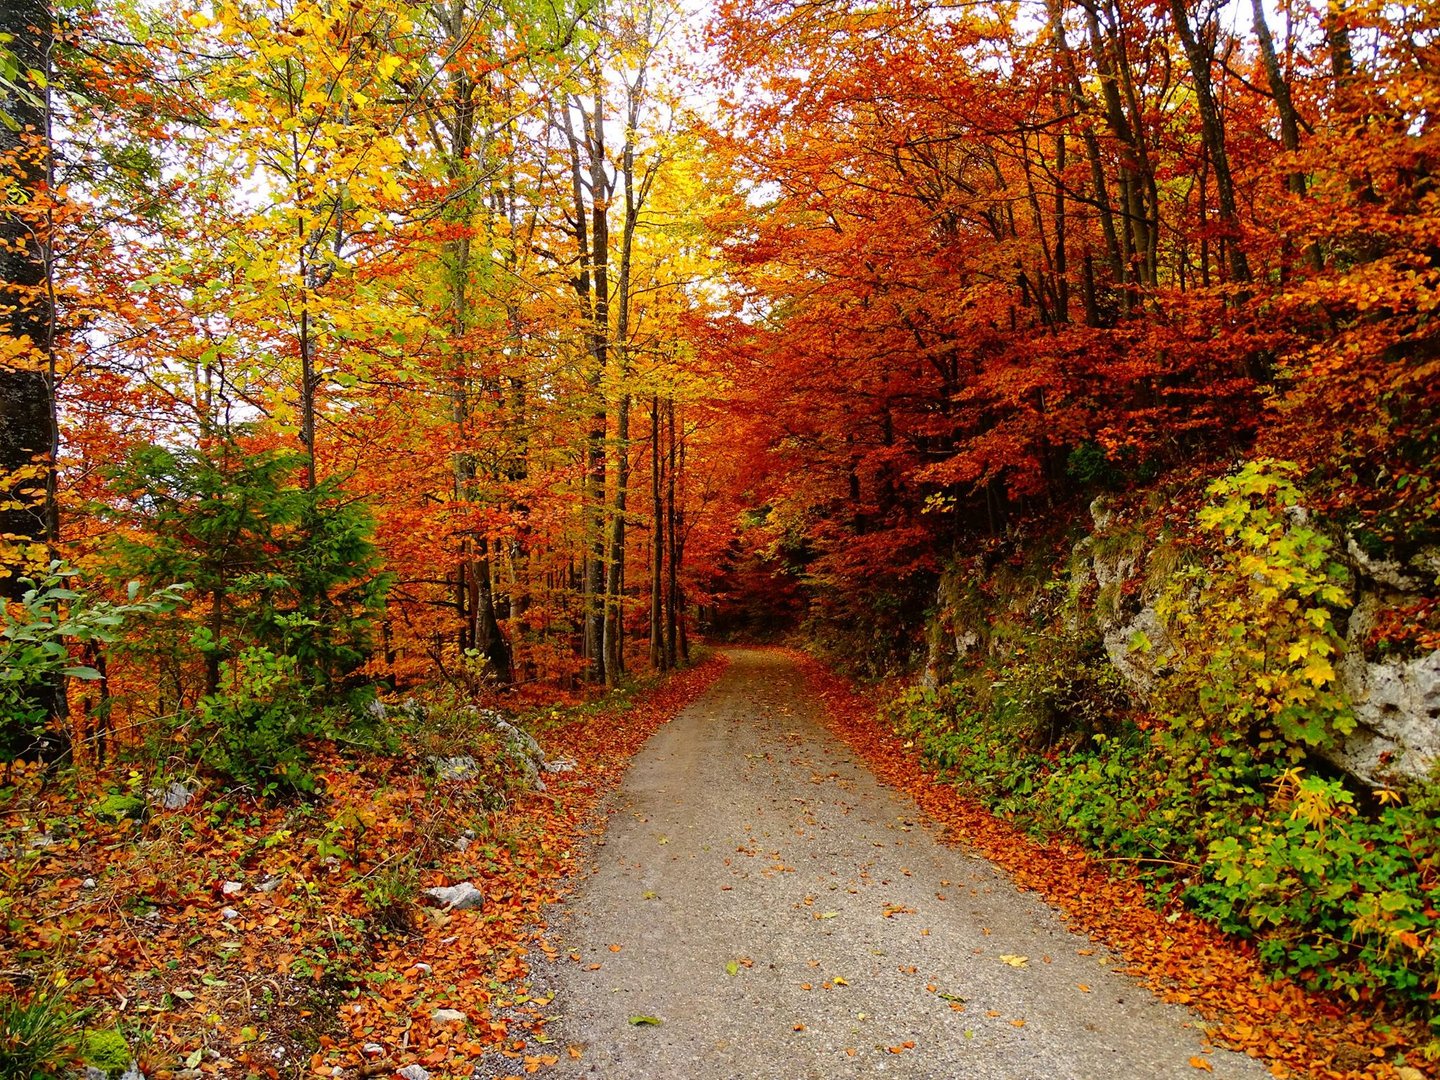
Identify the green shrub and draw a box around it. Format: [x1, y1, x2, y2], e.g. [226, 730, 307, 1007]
[1154, 459, 1355, 757]
[1192, 771, 1440, 1020]
[0, 986, 82, 1080]
[0, 566, 186, 763]
[359, 858, 419, 933]
[195, 647, 320, 794]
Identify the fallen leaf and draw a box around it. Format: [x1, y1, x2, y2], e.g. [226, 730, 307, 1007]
[1189, 1057, 1214, 1072]
[628, 1016, 661, 1026]
[998, 954, 1028, 968]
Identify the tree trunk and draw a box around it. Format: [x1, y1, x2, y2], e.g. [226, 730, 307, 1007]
[1169, 0, 1252, 285]
[604, 392, 629, 683]
[0, 0, 57, 590]
[650, 395, 665, 670]
[0, 0, 66, 761]
[664, 399, 678, 668]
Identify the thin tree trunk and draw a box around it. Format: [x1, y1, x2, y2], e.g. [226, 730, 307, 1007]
[664, 399, 678, 668]
[1169, 0, 1252, 285]
[650, 395, 665, 670]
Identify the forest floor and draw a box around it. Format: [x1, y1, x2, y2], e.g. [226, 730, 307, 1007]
[5, 646, 1430, 1080]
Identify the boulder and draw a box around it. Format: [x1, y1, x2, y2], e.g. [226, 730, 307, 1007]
[1334, 594, 1440, 783]
[430, 755, 480, 782]
[424, 882, 483, 911]
[1101, 606, 1174, 698]
[93, 794, 146, 824]
[147, 781, 193, 811]
[84, 1067, 143, 1080]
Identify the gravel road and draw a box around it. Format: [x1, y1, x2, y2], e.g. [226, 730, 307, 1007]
[533, 648, 1270, 1079]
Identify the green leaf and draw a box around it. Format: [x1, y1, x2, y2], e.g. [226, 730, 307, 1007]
[61, 665, 104, 681]
[628, 1015, 662, 1026]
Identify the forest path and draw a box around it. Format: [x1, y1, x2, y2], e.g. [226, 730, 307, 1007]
[532, 648, 1268, 1079]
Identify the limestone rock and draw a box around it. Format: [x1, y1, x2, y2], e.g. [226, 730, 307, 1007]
[147, 781, 193, 810]
[83, 1063, 144, 1080]
[431, 1008, 466, 1024]
[1346, 534, 1428, 592]
[1101, 606, 1173, 697]
[424, 882, 483, 911]
[1334, 596, 1440, 783]
[430, 755, 480, 782]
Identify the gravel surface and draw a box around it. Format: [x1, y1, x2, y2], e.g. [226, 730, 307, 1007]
[533, 648, 1270, 1079]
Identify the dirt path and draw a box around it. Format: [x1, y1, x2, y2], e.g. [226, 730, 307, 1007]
[534, 648, 1270, 1079]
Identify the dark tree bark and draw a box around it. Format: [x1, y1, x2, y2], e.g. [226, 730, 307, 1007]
[0, 0, 57, 592]
[1, 0, 66, 761]
[1169, 0, 1253, 285]
[649, 394, 665, 670]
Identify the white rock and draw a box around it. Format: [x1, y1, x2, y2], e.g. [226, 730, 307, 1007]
[1102, 605, 1172, 697]
[85, 1063, 144, 1080]
[221, 907, 240, 920]
[82, 877, 96, 889]
[150, 781, 193, 810]
[398, 1066, 431, 1080]
[430, 755, 480, 782]
[543, 756, 577, 774]
[254, 877, 279, 893]
[1090, 494, 1116, 530]
[411, 962, 432, 975]
[424, 882, 483, 910]
[221, 881, 243, 897]
[1346, 534, 1427, 591]
[361, 1043, 384, 1058]
[430, 1008, 466, 1024]
[1335, 604, 1440, 783]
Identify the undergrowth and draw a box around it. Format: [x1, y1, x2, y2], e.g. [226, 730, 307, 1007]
[887, 461, 1440, 1039]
